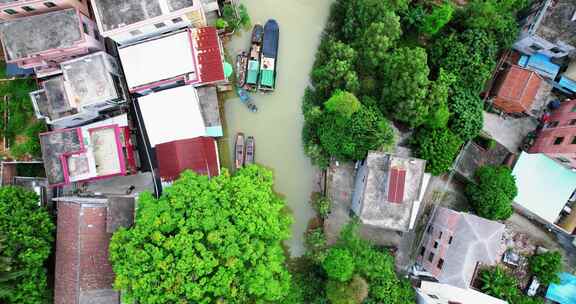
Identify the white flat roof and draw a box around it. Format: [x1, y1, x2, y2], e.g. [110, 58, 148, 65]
[513, 152, 576, 223]
[119, 31, 196, 89]
[137, 85, 206, 147]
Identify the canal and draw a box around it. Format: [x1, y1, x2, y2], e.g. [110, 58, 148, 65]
[223, 0, 333, 256]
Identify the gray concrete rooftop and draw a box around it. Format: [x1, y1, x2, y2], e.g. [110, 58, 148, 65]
[0, 9, 81, 61]
[482, 112, 539, 152]
[357, 152, 426, 232]
[93, 0, 194, 31]
[197, 86, 221, 129]
[32, 76, 77, 121]
[61, 52, 120, 107]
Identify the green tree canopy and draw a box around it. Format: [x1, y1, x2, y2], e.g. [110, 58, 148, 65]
[356, 16, 401, 73]
[109, 167, 293, 303]
[466, 165, 517, 220]
[412, 127, 463, 175]
[325, 90, 362, 119]
[311, 38, 359, 99]
[480, 266, 519, 302]
[419, 3, 454, 36]
[448, 87, 484, 141]
[323, 248, 355, 282]
[381, 47, 431, 128]
[318, 95, 395, 161]
[425, 69, 455, 129]
[528, 251, 563, 285]
[0, 186, 54, 303]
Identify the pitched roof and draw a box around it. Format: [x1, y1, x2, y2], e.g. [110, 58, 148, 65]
[195, 27, 225, 84]
[429, 207, 505, 288]
[54, 197, 133, 304]
[156, 137, 220, 181]
[494, 65, 543, 113]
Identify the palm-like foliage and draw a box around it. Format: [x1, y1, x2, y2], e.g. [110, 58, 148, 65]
[480, 266, 519, 301]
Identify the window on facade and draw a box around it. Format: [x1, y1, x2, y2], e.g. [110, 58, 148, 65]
[44, 2, 57, 8]
[82, 22, 89, 34]
[172, 17, 183, 23]
[438, 231, 443, 239]
[572, 105, 576, 113]
[154, 22, 166, 28]
[130, 29, 142, 36]
[570, 119, 576, 126]
[428, 252, 434, 262]
[554, 137, 565, 145]
[572, 137, 576, 144]
[530, 43, 543, 51]
[448, 236, 453, 244]
[437, 258, 444, 269]
[433, 241, 439, 249]
[548, 121, 560, 128]
[420, 247, 425, 256]
[21, 6, 35, 12]
[4, 9, 18, 15]
[427, 226, 433, 234]
[94, 29, 100, 41]
[550, 47, 563, 54]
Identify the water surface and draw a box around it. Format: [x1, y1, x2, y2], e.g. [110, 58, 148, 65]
[224, 0, 333, 256]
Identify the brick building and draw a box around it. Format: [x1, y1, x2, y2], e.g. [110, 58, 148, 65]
[417, 207, 504, 289]
[54, 196, 135, 304]
[529, 99, 576, 168]
[0, 0, 90, 20]
[0, 8, 103, 72]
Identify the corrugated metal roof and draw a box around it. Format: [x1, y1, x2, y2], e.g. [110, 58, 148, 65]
[246, 60, 259, 84]
[196, 27, 225, 83]
[493, 65, 543, 113]
[156, 137, 220, 181]
[525, 53, 560, 79]
[387, 168, 406, 203]
[260, 69, 274, 87]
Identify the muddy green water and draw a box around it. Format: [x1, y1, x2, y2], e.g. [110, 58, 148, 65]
[224, 0, 333, 256]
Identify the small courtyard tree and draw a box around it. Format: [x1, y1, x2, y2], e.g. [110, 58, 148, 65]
[466, 165, 517, 220]
[528, 251, 562, 285]
[109, 166, 293, 303]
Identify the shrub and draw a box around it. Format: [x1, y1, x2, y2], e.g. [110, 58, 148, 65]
[448, 87, 484, 141]
[313, 196, 332, 219]
[419, 3, 454, 36]
[326, 276, 368, 304]
[466, 165, 517, 220]
[412, 127, 463, 175]
[323, 248, 355, 282]
[528, 251, 562, 285]
[480, 266, 519, 302]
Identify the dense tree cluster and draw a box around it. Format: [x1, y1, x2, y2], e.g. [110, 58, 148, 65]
[0, 186, 54, 303]
[466, 165, 517, 220]
[302, 0, 528, 176]
[109, 166, 292, 303]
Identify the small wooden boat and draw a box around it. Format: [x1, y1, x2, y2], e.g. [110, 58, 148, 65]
[236, 87, 258, 113]
[245, 136, 255, 165]
[259, 19, 279, 92]
[235, 133, 245, 170]
[236, 52, 248, 87]
[245, 24, 263, 92]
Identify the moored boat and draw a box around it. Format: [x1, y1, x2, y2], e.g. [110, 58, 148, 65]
[236, 52, 248, 87]
[236, 87, 258, 112]
[245, 24, 263, 92]
[235, 133, 245, 170]
[245, 136, 255, 165]
[259, 19, 279, 92]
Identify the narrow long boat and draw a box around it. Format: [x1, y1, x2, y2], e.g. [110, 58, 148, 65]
[244, 24, 263, 92]
[235, 133, 245, 170]
[245, 136, 255, 165]
[236, 51, 248, 87]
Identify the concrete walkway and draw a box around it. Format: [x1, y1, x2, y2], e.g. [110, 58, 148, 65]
[482, 112, 538, 152]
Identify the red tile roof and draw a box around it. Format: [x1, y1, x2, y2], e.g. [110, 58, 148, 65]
[156, 137, 220, 181]
[388, 167, 406, 203]
[54, 200, 118, 304]
[196, 27, 225, 84]
[493, 65, 543, 113]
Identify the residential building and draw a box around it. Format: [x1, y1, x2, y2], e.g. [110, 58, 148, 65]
[0, 8, 103, 72]
[416, 207, 505, 289]
[454, 141, 513, 181]
[351, 152, 426, 232]
[415, 280, 508, 304]
[54, 195, 135, 304]
[156, 137, 220, 183]
[39, 115, 136, 187]
[514, 0, 576, 59]
[546, 272, 576, 304]
[0, 0, 90, 21]
[490, 64, 551, 115]
[91, 0, 209, 45]
[118, 27, 225, 94]
[529, 99, 576, 168]
[513, 152, 576, 235]
[0, 161, 51, 206]
[30, 52, 128, 128]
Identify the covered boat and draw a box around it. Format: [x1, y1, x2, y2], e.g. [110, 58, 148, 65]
[245, 136, 255, 165]
[235, 133, 245, 170]
[236, 87, 258, 112]
[245, 24, 263, 91]
[236, 52, 248, 87]
[259, 19, 279, 91]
